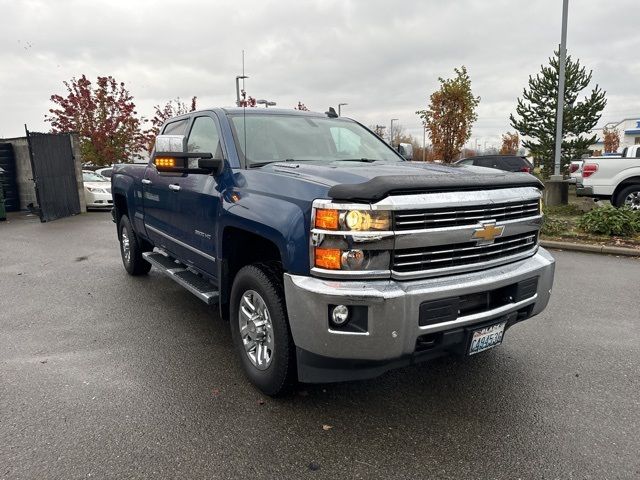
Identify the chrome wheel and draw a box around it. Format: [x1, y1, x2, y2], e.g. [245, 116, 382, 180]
[121, 228, 131, 264]
[624, 191, 640, 210]
[238, 290, 274, 370]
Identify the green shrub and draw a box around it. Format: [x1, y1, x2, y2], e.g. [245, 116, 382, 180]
[577, 206, 640, 236]
[541, 216, 570, 236]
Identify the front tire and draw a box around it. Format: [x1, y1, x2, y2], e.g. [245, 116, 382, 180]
[118, 215, 151, 276]
[614, 185, 640, 210]
[230, 263, 295, 396]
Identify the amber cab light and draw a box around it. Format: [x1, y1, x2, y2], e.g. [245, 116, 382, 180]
[315, 209, 339, 230]
[155, 157, 177, 168]
[314, 247, 342, 269]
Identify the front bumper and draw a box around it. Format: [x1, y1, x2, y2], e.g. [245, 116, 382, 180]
[284, 248, 555, 383]
[85, 191, 113, 208]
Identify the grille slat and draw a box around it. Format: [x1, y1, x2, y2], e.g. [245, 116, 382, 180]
[393, 233, 538, 273]
[394, 200, 540, 230]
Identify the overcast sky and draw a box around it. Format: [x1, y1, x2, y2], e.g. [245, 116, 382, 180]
[1, 0, 639, 149]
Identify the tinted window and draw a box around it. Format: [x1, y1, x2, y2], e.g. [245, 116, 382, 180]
[501, 157, 526, 168]
[458, 159, 474, 166]
[162, 119, 189, 135]
[474, 157, 496, 168]
[187, 116, 223, 159]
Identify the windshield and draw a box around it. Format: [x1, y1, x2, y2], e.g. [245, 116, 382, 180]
[83, 172, 108, 182]
[228, 114, 403, 167]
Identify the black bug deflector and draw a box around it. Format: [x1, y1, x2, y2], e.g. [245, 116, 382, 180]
[328, 171, 544, 202]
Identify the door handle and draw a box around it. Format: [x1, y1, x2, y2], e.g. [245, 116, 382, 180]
[141, 179, 152, 185]
[168, 184, 181, 192]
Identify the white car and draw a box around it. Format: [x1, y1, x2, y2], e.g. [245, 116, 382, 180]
[82, 170, 113, 209]
[96, 166, 113, 178]
[577, 145, 640, 209]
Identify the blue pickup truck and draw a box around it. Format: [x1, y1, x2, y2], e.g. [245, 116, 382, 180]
[111, 107, 555, 395]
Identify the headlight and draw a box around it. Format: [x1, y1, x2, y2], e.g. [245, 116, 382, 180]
[87, 187, 108, 193]
[314, 208, 390, 231]
[311, 201, 393, 278]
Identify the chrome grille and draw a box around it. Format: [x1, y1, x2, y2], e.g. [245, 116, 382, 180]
[393, 232, 538, 274]
[394, 199, 540, 231]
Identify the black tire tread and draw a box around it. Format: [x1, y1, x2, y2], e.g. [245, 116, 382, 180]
[614, 184, 640, 208]
[230, 262, 295, 396]
[118, 215, 152, 276]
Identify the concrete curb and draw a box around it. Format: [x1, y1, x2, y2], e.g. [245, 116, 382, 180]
[540, 239, 640, 257]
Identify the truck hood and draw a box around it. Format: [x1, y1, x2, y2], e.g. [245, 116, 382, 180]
[259, 161, 543, 202]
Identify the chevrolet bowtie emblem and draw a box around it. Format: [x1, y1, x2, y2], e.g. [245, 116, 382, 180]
[472, 223, 504, 244]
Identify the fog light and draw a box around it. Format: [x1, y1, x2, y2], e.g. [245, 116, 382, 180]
[331, 305, 350, 326]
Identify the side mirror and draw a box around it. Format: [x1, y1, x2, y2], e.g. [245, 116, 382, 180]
[152, 134, 223, 175]
[397, 143, 413, 160]
[153, 152, 223, 175]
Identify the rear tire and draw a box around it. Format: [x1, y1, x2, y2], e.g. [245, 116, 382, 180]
[118, 215, 151, 276]
[230, 263, 295, 396]
[613, 185, 640, 210]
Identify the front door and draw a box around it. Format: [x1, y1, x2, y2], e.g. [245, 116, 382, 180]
[171, 114, 226, 277]
[143, 117, 191, 249]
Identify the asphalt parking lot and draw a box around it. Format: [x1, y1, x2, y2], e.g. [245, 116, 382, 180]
[1, 212, 639, 479]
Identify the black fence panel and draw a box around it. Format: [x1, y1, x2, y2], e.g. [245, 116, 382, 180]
[26, 131, 80, 222]
[0, 143, 19, 211]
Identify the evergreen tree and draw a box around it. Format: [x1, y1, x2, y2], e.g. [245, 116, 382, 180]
[510, 51, 606, 178]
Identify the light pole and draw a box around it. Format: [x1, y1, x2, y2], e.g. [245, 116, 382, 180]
[338, 103, 348, 116]
[390, 118, 398, 147]
[257, 99, 276, 108]
[235, 75, 248, 106]
[553, 0, 569, 177]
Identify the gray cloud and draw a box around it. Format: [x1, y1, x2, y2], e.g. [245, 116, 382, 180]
[1, 0, 638, 151]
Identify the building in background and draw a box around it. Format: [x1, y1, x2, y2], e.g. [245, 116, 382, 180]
[591, 117, 640, 152]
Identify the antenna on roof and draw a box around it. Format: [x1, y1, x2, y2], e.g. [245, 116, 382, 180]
[235, 50, 249, 107]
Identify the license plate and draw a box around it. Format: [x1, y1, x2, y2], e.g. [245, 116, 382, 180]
[468, 321, 506, 355]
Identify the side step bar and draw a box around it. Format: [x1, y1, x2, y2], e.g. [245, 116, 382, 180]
[143, 251, 219, 305]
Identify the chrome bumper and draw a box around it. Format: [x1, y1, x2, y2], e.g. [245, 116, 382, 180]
[284, 248, 555, 381]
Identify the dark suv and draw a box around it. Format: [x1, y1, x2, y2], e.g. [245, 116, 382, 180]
[456, 155, 533, 173]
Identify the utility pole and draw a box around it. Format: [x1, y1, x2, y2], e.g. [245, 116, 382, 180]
[390, 118, 398, 147]
[338, 103, 348, 116]
[422, 125, 426, 162]
[553, 0, 569, 177]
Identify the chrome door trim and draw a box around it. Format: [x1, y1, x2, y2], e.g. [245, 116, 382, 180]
[145, 224, 216, 263]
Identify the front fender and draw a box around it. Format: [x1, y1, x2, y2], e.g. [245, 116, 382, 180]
[219, 192, 310, 274]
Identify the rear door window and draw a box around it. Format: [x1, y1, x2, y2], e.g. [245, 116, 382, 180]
[162, 119, 189, 136]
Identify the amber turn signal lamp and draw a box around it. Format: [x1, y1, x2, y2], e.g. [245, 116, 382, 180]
[155, 157, 177, 168]
[314, 247, 342, 269]
[315, 209, 339, 230]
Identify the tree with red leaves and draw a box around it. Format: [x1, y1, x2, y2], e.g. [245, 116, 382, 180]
[238, 89, 257, 107]
[45, 75, 146, 166]
[146, 96, 197, 151]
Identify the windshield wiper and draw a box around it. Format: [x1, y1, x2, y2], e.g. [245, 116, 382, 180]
[336, 158, 379, 163]
[248, 159, 313, 168]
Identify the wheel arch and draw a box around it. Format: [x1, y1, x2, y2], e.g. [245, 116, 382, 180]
[613, 176, 640, 204]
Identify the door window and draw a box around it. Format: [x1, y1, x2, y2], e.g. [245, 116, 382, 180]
[187, 116, 223, 159]
[162, 119, 189, 135]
